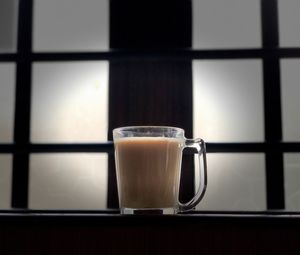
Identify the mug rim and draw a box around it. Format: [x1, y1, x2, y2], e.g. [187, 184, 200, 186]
[113, 126, 185, 134]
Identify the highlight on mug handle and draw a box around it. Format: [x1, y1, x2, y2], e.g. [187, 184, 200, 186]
[178, 138, 207, 213]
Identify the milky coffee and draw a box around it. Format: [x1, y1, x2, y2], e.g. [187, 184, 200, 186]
[114, 137, 183, 209]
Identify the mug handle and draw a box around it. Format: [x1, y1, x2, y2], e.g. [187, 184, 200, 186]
[178, 138, 208, 212]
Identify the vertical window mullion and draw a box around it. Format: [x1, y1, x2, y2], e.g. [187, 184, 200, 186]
[12, 0, 33, 208]
[261, 0, 285, 209]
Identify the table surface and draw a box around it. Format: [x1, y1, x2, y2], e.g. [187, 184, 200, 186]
[1, 210, 300, 255]
[1, 209, 300, 224]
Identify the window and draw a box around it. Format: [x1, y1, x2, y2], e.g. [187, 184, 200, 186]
[196, 153, 266, 211]
[0, 0, 300, 212]
[284, 153, 300, 210]
[278, 0, 300, 47]
[0, 155, 12, 209]
[29, 153, 107, 209]
[192, 0, 261, 49]
[281, 59, 300, 141]
[33, 0, 109, 51]
[31, 62, 109, 143]
[0, 0, 18, 53]
[0, 63, 15, 143]
[193, 60, 264, 142]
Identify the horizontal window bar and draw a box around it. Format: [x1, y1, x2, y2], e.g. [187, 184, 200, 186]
[2, 142, 300, 153]
[0, 144, 15, 153]
[0, 54, 17, 61]
[2, 48, 300, 62]
[29, 143, 114, 153]
[31, 49, 264, 60]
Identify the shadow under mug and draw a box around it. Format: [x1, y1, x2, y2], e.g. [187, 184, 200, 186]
[113, 126, 207, 215]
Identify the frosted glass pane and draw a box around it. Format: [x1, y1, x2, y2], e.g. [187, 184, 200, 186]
[281, 60, 300, 141]
[33, 0, 109, 51]
[279, 0, 300, 47]
[193, 60, 264, 142]
[0, 0, 18, 52]
[29, 153, 108, 209]
[192, 0, 261, 49]
[284, 153, 300, 211]
[0, 64, 15, 143]
[0, 155, 12, 209]
[31, 62, 108, 143]
[196, 153, 266, 211]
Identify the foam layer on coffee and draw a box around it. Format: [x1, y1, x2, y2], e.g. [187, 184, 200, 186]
[115, 137, 183, 209]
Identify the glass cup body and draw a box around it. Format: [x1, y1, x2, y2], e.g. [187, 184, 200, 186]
[113, 126, 207, 215]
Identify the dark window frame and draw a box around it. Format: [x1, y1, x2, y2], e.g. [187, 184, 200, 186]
[0, 0, 300, 211]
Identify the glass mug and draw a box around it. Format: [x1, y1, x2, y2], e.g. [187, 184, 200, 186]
[113, 126, 207, 214]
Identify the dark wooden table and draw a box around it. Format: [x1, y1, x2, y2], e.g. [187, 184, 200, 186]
[1, 210, 300, 255]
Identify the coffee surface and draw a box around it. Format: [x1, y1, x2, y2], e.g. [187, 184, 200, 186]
[115, 137, 183, 209]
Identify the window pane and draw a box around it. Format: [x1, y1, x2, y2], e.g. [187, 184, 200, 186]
[192, 0, 261, 49]
[195, 153, 266, 211]
[33, 0, 109, 51]
[0, 154, 12, 209]
[29, 153, 108, 209]
[31, 62, 108, 143]
[279, 0, 300, 47]
[284, 153, 300, 211]
[0, 63, 15, 143]
[0, 0, 18, 53]
[281, 60, 300, 141]
[193, 60, 264, 142]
